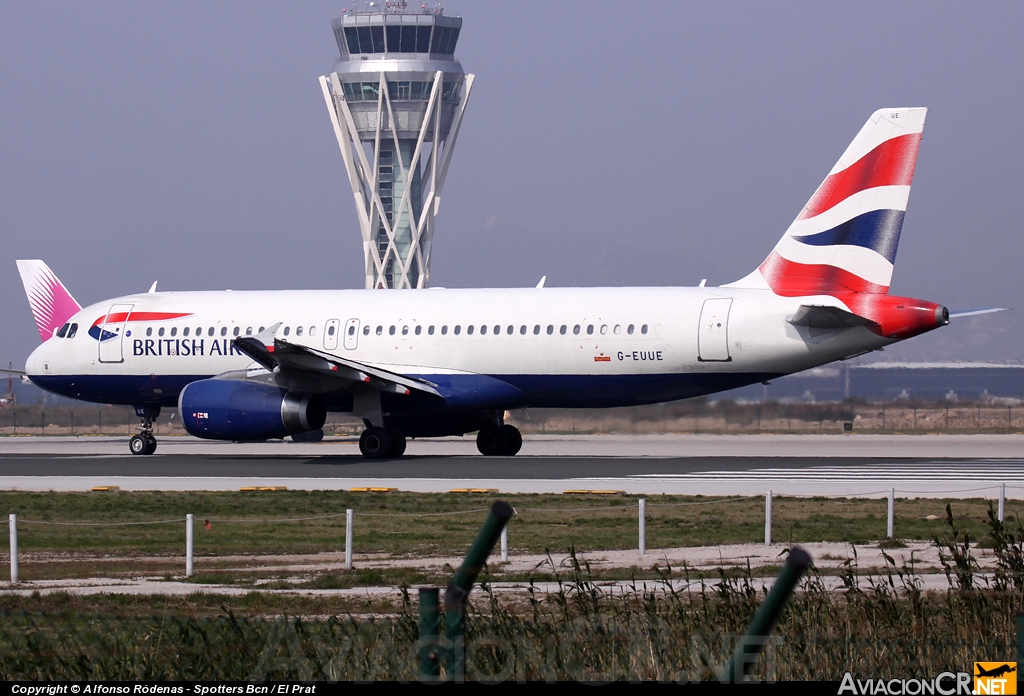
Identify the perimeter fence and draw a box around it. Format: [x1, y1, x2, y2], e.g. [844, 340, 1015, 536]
[4, 483, 1024, 584]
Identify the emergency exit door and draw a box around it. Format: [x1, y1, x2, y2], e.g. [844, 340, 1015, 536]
[697, 298, 732, 362]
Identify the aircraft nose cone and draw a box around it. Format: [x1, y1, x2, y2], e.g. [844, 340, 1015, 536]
[24, 342, 47, 378]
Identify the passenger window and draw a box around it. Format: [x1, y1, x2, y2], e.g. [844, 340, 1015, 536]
[259, 327, 265, 333]
[196, 327, 202, 336]
[614, 324, 621, 335]
[627, 324, 635, 335]
[389, 326, 396, 336]
[56, 323, 69, 338]
[641, 324, 648, 334]
[159, 328, 165, 337]
[209, 327, 215, 337]
[348, 326, 355, 336]
[573, 325, 580, 335]
[546, 325, 554, 335]
[376, 325, 383, 336]
[478, 325, 485, 335]
[233, 327, 240, 337]
[415, 325, 422, 335]
[146, 327, 153, 337]
[363, 326, 370, 336]
[296, 326, 303, 336]
[586, 325, 594, 335]
[559, 325, 567, 335]
[428, 325, 435, 335]
[183, 327, 190, 337]
[282, 326, 289, 337]
[600, 325, 608, 335]
[246, 327, 252, 336]
[309, 326, 316, 336]
[67, 323, 78, 339]
[533, 325, 540, 335]
[506, 325, 513, 335]
[520, 325, 527, 335]
[402, 326, 409, 335]
[170, 327, 177, 337]
[454, 325, 461, 335]
[494, 325, 501, 335]
[441, 325, 448, 335]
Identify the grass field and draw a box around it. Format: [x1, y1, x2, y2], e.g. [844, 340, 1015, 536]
[0, 490, 1018, 584]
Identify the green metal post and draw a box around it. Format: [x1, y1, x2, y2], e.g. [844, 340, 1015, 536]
[1016, 613, 1024, 677]
[418, 587, 441, 681]
[720, 546, 812, 683]
[443, 500, 514, 680]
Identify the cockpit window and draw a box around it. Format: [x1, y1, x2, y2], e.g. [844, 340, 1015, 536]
[67, 323, 78, 339]
[56, 323, 70, 338]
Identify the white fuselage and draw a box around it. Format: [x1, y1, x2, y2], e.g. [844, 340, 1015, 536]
[26, 285, 889, 411]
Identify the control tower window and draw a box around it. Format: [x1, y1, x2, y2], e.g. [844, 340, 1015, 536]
[400, 26, 416, 52]
[417, 26, 432, 52]
[433, 26, 451, 54]
[370, 26, 385, 52]
[357, 27, 373, 53]
[344, 27, 359, 54]
[386, 25, 401, 52]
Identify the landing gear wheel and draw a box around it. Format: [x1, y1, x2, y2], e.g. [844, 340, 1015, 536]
[129, 435, 150, 456]
[144, 434, 157, 455]
[387, 427, 407, 458]
[476, 426, 507, 456]
[359, 426, 393, 459]
[500, 425, 522, 456]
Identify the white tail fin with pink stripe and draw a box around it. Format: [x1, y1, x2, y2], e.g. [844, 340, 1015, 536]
[16, 260, 82, 342]
[729, 108, 927, 296]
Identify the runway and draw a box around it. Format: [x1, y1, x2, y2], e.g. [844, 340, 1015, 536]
[1, 434, 1022, 498]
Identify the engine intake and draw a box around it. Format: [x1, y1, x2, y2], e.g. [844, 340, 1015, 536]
[178, 379, 326, 441]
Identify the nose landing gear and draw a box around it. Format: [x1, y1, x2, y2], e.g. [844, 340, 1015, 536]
[129, 405, 160, 456]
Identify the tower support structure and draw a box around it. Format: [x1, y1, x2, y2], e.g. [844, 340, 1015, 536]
[320, 7, 473, 289]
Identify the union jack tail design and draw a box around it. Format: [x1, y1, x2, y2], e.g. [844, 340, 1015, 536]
[729, 108, 926, 296]
[16, 260, 83, 342]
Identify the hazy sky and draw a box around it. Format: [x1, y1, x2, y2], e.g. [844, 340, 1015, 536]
[2, 1, 1022, 368]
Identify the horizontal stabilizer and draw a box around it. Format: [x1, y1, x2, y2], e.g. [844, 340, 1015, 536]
[948, 307, 1010, 319]
[789, 305, 877, 329]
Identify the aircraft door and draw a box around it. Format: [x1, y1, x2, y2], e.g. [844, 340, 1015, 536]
[343, 319, 360, 350]
[97, 303, 134, 364]
[323, 319, 341, 350]
[697, 298, 732, 362]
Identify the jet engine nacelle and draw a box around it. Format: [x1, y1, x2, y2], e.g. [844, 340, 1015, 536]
[179, 379, 327, 441]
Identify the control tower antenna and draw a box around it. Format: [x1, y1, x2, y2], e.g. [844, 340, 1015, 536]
[319, 4, 473, 289]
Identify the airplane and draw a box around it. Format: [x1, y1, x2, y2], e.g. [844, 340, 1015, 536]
[14, 107, 984, 458]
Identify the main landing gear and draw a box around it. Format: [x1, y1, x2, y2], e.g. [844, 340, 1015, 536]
[129, 406, 159, 456]
[476, 424, 522, 456]
[359, 426, 407, 459]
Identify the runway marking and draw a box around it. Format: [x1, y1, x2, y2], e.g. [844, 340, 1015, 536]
[633, 460, 1024, 482]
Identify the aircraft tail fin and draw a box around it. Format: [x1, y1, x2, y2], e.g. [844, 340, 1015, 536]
[727, 108, 927, 296]
[16, 260, 83, 342]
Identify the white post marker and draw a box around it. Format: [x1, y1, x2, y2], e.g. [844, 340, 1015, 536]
[765, 491, 772, 546]
[887, 489, 895, 539]
[639, 498, 646, 555]
[185, 514, 194, 578]
[999, 483, 1006, 523]
[345, 509, 354, 570]
[9, 514, 17, 585]
[500, 524, 508, 562]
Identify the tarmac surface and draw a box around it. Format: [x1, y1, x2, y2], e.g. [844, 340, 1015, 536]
[1, 433, 1022, 498]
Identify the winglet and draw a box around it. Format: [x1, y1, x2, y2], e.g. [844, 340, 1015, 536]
[16, 260, 83, 342]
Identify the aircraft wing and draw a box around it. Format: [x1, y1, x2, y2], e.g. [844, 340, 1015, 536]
[0, 367, 25, 376]
[232, 330, 441, 398]
[789, 305, 878, 329]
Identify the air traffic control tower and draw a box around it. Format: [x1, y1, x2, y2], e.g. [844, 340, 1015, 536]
[319, 3, 473, 289]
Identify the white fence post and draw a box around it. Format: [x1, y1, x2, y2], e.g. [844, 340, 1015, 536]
[887, 489, 895, 539]
[765, 491, 772, 546]
[999, 483, 1006, 523]
[9, 514, 17, 585]
[500, 525, 508, 562]
[185, 514, 194, 578]
[639, 498, 646, 555]
[345, 509, 354, 570]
